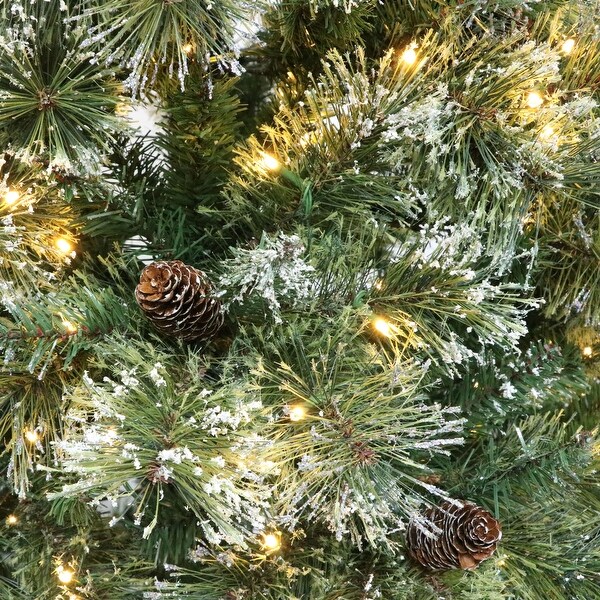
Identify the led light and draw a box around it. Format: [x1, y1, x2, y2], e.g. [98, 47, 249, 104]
[6, 514, 18, 525]
[24, 429, 40, 443]
[62, 320, 77, 334]
[373, 317, 393, 338]
[561, 38, 575, 54]
[57, 565, 75, 585]
[540, 124, 554, 140]
[182, 43, 194, 55]
[583, 346, 593, 357]
[288, 405, 306, 422]
[262, 532, 281, 551]
[56, 238, 73, 254]
[259, 152, 281, 172]
[401, 47, 417, 66]
[4, 189, 20, 204]
[526, 92, 544, 109]
[473, 381, 479, 389]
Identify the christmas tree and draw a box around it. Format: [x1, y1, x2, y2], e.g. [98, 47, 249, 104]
[1, 1, 599, 598]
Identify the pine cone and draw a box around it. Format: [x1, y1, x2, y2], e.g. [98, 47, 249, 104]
[135, 260, 223, 342]
[406, 501, 501, 571]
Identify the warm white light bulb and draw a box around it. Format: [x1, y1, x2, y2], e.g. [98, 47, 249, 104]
[561, 38, 575, 54]
[57, 566, 75, 585]
[62, 320, 77, 334]
[4, 189, 20, 205]
[373, 318, 393, 338]
[260, 152, 281, 172]
[262, 532, 281, 551]
[401, 47, 417, 65]
[540, 124, 554, 140]
[24, 430, 40, 443]
[6, 514, 18, 525]
[583, 346, 593, 357]
[182, 43, 194, 55]
[56, 238, 73, 254]
[526, 92, 544, 109]
[289, 405, 306, 422]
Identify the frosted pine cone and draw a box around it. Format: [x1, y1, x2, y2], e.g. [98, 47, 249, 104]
[406, 501, 502, 571]
[135, 260, 223, 342]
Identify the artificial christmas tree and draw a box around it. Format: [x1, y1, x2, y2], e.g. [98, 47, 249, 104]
[1, 1, 599, 599]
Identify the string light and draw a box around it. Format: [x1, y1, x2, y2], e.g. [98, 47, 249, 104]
[62, 320, 77, 334]
[4, 188, 20, 205]
[583, 346, 593, 358]
[24, 429, 40, 444]
[259, 152, 281, 172]
[6, 514, 18, 525]
[182, 43, 194, 55]
[526, 92, 544, 109]
[373, 317, 394, 338]
[561, 38, 575, 55]
[401, 46, 417, 66]
[539, 124, 555, 141]
[57, 565, 75, 585]
[288, 405, 306, 422]
[55, 238, 73, 254]
[262, 532, 281, 551]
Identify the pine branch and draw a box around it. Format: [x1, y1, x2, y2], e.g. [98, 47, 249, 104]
[45, 337, 270, 549]
[75, 0, 253, 95]
[239, 313, 465, 546]
[439, 340, 589, 431]
[0, 9, 121, 170]
[536, 201, 600, 326]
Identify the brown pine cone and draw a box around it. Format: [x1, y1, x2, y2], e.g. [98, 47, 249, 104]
[406, 501, 501, 571]
[135, 260, 223, 342]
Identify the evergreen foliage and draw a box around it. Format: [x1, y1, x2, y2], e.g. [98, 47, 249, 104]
[0, 1, 599, 599]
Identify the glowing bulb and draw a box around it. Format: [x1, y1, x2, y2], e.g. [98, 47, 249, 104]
[62, 320, 77, 334]
[6, 514, 18, 525]
[260, 152, 281, 172]
[4, 189, 20, 204]
[57, 566, 75, 585]
[182, 43, 194, 55]
[526, 92, 544, 109]
[540, 124, 554, 140]
[473, 381, 479, 389]
[401, 47, 417, 65]
[55, 238, 73, 254]
[583, 346, 593, 357]
[373, 317, 393, 338]
[262, 532, 281, 551]
[24, 429, 40, 443]
[561, 38, 575, 54]
[289, 405, 306, 422]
